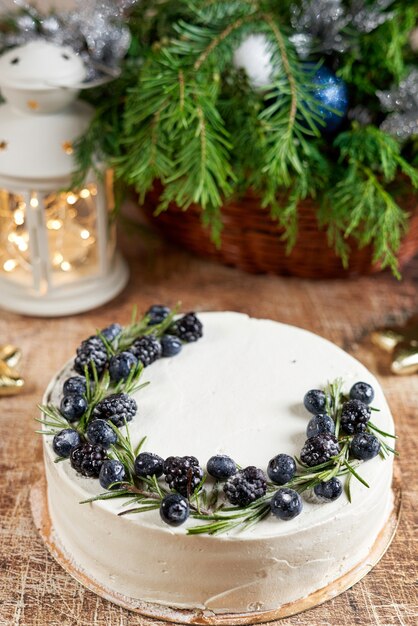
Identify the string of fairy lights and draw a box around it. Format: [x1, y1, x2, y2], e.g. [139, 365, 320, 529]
[1, 185, 98, 277]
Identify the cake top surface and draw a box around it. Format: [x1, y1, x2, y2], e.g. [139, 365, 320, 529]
[43, 311, 394, 539]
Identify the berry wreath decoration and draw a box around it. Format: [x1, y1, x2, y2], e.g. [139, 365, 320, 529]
[38, 307, 397, 534]
[1, 1, 417, 277]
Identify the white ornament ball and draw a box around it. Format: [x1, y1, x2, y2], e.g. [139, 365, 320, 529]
[233, 34, 276, 90]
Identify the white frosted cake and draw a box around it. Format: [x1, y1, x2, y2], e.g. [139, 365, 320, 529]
[41, 312, 395, 617]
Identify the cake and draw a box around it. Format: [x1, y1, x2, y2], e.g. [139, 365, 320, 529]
[40, 310, 395, 618]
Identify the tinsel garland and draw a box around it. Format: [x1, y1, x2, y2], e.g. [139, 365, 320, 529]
[289, 0, 395, 57]
[0, 0, 138, 81]
[377, 69, 418, 140]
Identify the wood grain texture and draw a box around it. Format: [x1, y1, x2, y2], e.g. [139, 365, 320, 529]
[0, 229, 417, 626]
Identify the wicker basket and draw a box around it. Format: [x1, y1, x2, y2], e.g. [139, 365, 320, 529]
[141, 187, 418, 279]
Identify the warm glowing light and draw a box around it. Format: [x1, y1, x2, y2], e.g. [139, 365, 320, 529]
[89, 186, 98, 196]
[80, 188, 90, 199]
[53, 253, 64, 265]
[66, 194, 77, 205]
[30, 196, 39, 209]
[16, 238, 28, 252]
[80, 229, 90, 240]
[14, 209, 25, 225]
[60, 261, 72, 272]
[47, 219, 63, 231]
[3, 259, 17, 272]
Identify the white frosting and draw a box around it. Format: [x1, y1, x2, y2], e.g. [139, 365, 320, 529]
[43, 312, 394, 614]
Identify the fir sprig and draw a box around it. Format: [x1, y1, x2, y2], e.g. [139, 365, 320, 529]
[5, 0, 412, 276]
[321, 125, 418, 276]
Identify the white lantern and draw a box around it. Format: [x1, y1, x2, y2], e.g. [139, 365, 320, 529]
[0, 41, 129, 316]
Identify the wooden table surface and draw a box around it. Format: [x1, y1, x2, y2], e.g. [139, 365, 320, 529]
[1, 229, 417, 626]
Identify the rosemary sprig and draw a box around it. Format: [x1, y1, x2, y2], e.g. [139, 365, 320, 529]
[187, 495, 272, 536]
[76, 364, 110, 433]
[324, 377, 344, 437]
[117, 304, 180, 352]
[36, 404, 71, 435]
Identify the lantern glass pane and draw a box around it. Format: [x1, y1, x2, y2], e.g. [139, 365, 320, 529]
[105, 169, 117, 260]
[45, 184, 99, 286]
[0, 189, 32, 286]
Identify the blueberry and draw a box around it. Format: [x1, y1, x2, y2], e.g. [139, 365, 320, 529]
[207, 455, 237, 480]
[267, 454, 296, 485]
[109, 351, 138, 383]
[60, 393, 88, 422]
[314, 477, 343, 502]
[63, 376, 86, 396]
[160, 493, 189, 526]
[100, 323, 122, 342]
[52, 428, 82, 458]
[350, 433, 381, 461]
[86, 419, 118, 448]
[271, 488, 302, 520]
[146, 305, 171, 326]
[99, 459, 127, 490]
[349, 381, 375, 405]
[303, 389, 327, 414]
[134, 452, 164, 478]
[160, 335, 183, 357]
[306, 414, 335, 438]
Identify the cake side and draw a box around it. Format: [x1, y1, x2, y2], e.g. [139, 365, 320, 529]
[41, 312, 395, 613]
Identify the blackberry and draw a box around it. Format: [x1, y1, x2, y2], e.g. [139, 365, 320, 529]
[134, 452, 164, 478]
[300, 433, 340, 467]
[163, 456, 204, 497]
[170, 313, 203, 343]
[314, 477, 343, 502]
[99, 459, 127, 490]
[101, 323, 122, 342]
[350, 433, 381, 461]
[60, 394, 87, 422]
[63, 376, 87, 396]
[160, 335, 183, 357]
[341, 399, 371, 435]
[92, 393, 137, 427]
[160, 493, 189, 526]
[306, 413, 335, 438]
[109, 351, 138, 383]
[74, 335, 108, 376]
[86, 419, 118, 448]
[52, 428, 82, 458]
[224, 466, 267, 507]
[303, 389, 327, 414]
[146, 305, 171, 326]
[70, 442, 107, 477]
[207, 455, 237, 480]
[349, 381, 374, 405]
[267, 454, 296, 485]
[129, 335, 162, 367]
[271, 488, 302, 520]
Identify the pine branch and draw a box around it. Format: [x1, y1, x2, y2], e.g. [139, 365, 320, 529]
[69, 0, 417, 274]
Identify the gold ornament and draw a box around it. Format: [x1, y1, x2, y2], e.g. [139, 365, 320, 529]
[371, 316, 418, 375]
[0, 344, 25, 395]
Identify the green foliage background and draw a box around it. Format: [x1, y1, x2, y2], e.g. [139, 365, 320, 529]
[76, 0, 418, 275]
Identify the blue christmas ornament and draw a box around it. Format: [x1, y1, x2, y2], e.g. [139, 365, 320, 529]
[309, 66, 348, 133]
